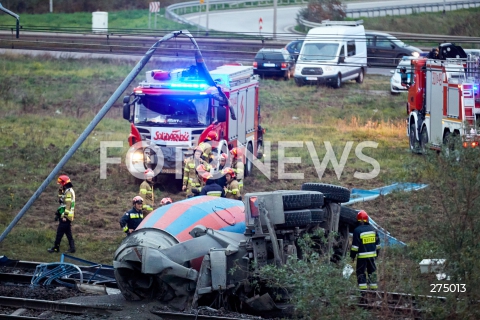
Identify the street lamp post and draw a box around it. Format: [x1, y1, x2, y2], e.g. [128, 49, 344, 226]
[273, 0, 277, 40]
[50, 0, 53, 13]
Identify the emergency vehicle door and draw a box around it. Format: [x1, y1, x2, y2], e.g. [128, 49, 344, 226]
[427, 62, 444, 146]
[228, 93, 239, 142]
[237, 89, 247, 146]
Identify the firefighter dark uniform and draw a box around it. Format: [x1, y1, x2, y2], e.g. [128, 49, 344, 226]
[199, 173, 225, 197]
[120, 196, 144, 236]
[350, 210, 381, 290]
[183, 157, 202, 198]
[48, 175, 76, 254]
[139, 169, 155, 216]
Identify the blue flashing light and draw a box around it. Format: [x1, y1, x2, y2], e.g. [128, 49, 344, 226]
[169, 82, 209, 89]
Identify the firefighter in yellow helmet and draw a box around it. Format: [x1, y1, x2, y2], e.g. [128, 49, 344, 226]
[350, 210, 381, 290]
[139, 169, 155, 216]
[48, 175, 76, 254]
[222, 167, 241, 200]
[230, 147, 244, 193]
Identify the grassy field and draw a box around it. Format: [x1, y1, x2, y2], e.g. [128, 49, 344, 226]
[0, 50, 443, 299]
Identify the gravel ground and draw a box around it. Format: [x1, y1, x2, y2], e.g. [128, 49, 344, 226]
[0, 284, 268, 319]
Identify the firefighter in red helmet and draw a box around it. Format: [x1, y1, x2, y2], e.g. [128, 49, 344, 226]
[230, 148, 244, 193]
[199, 172, 225, 197]
[223, 167, 241, 200]
[196, 131, 218, 166]
[350, 210, 381, 290]
[48, 175, 76, 253]
[120, 196, 144, 236]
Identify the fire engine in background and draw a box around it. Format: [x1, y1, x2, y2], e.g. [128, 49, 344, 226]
[405, 43, 480, 153]
[122, 64, 265, 182]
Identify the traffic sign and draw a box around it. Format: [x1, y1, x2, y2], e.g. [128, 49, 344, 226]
[149, 2, 160, 13]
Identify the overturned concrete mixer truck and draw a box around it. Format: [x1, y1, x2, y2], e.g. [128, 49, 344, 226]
[113, 183, 355, 313]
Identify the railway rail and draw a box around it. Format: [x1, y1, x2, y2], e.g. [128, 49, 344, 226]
[1, 30, 478, 63]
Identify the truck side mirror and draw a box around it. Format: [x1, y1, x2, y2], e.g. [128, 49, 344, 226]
[123, 95, 130, 104]
[123, 103, 130, 121]
[217, 106, 227, 122]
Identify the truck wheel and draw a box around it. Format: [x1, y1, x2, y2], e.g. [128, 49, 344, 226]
[309, 192, 324, 208]
[245, 143, 253, 177]
[277, 209, 312, 228]
[301, 183, 350, 203]
[340, 206, 359, 230]
[409, 122, 420, 154]
[333, 74, 342, 89]
[420, 127, 429, 154]
[256, 140, 263, 160]
[355, 69, 364, 84]
[310, 208, 325, 223]
[274, 191, 312, 210]
[294, 78, 303, 87]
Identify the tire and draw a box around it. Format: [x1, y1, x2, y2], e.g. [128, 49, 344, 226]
[355, 69, 364, 84]
[256, 140, 264, 160]
[310, 208, 325, 222]
[332, 73, 342, 89]
[245, 142, 253, 177]
[309, 192, 324, 208]
[420, 126, 429, 154]
[301, 183, 350, 203]
[340, 206, 359, 230]
[295, 78, 303, 87]
[277, 209, 312, 228]
[274, 191, 312, 210]
[409, 122, 420, 154]
[443, 131, 453, 156]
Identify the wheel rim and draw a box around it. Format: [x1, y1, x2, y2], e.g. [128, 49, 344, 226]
[359, 71, 363, 82]
[337, 75, 341, 87]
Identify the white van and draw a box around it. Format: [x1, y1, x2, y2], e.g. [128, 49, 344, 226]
[294, 20, 367, 88]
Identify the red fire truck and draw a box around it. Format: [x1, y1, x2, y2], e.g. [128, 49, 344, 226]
[122, 64, 264, 180]
[405, 43, 480, 153]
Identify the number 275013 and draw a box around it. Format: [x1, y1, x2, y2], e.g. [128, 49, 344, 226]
[430, 284, 465, 293]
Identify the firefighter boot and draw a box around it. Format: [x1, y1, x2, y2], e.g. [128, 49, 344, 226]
[47, 245, 59, 253]
[64, 247, 76, 254]
[65, 239, 76, 254]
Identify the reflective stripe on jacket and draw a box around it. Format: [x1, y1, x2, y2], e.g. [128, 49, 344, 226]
[60, 188, 75, 221]
[119, 208, 144, 232]
[350, 224, 380, 259]
[225, 179, 241, 200]
[139, 180, 154, 211]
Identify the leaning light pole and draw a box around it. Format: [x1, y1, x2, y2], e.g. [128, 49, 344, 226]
[0, 2, 20, 38]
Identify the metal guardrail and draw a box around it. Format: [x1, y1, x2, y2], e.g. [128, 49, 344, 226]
[166, 0, 480, 30]
[166, 0, 308, 26]
[347, 0, 480, 18]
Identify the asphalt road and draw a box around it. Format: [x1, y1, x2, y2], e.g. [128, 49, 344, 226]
[184, 0, 469, 38]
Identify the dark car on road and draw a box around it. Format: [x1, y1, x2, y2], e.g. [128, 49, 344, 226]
[253, 48, 295, 80]
[365, 31, 422, 66]
[285, 39, 304, 61]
